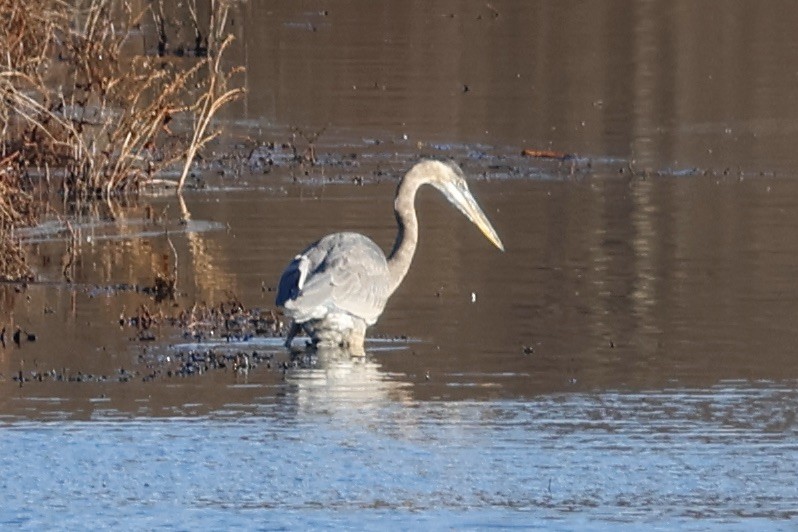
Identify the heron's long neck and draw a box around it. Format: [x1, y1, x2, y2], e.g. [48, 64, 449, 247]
[387, 174, 423, 294]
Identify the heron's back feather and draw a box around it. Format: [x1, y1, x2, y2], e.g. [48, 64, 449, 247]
[276, 232, 391, 325]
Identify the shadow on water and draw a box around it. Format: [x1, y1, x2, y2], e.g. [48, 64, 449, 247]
[3, 1, 798, 528]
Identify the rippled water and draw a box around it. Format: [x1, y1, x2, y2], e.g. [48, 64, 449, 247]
[3, 1, 798, 529]
[3, 382, 797, 529]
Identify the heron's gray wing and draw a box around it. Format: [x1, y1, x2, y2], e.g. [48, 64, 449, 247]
[279, 233, 391, 324]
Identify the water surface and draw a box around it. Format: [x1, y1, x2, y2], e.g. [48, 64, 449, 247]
[2, 2, 798, 529]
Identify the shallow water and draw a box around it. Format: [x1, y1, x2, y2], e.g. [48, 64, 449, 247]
[2, 383, 797, 529]
[3, 1, 798, 529]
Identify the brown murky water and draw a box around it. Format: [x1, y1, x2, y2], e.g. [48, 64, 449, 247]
[2, 2, 798, 528]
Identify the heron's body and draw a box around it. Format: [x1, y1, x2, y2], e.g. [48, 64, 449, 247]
[276, 232, 391, 346]
[276, 159, 504, 351]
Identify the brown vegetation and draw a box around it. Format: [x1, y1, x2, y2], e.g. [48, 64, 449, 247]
[0, 0, 245, 279]
[0, 155, 39, 280]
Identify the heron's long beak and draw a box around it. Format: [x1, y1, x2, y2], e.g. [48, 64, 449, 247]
[448, 184, 505, 252]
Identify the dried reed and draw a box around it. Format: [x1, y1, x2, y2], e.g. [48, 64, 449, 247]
[1, 0, 244, 197]
[0, 0, 245, 279]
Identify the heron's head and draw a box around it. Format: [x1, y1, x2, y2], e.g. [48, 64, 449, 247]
[420, 159, 505, 252]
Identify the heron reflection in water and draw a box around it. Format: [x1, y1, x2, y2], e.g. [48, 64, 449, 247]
[276, 159, 504, 351]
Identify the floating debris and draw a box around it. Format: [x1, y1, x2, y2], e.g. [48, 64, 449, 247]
[12, 366, 137, 384]
[141, 274, 176, 303]
[137, 349, 275, 379]
[521, 148, 575, 161]
[117, 296, 286, 344]
[522, 345, 534, 355]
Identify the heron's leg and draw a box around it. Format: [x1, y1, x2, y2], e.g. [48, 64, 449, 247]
[343, 322, 367, 356]
[284, 322, 301, 348]
[347, 340, 366, 357]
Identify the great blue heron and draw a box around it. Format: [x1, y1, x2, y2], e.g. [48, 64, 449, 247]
[276, 159, 504, 350]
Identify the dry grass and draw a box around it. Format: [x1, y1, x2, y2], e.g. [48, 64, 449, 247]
[1, 0, 244, 196]
[0, 0, 245, 279]
[0, 153, 40, 280]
